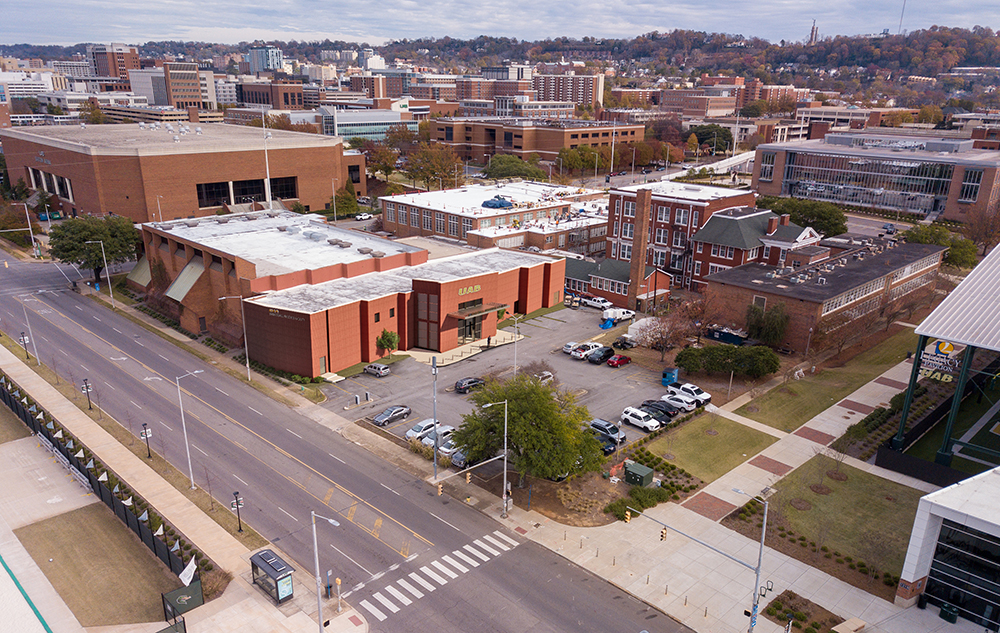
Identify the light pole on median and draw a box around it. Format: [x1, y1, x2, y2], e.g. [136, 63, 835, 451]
[734, 487, 770, 633]
[482, 400, 509, 518]
[511, 313, 524, 377]
[311, 510, 341, 632]
[175, 370, 203, 489]
[16, 203, 36, 258]
[84, 240, 115, 310]
[16, 293, 40, 364]
[219, 296, 251, 381]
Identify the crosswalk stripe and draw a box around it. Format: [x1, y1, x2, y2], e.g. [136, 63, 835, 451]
[474, 538, 500, 556]
[452, 549, 479, 567]
[464, 544, 490, 561]
[359, 600, 386, 622]
[441, 554, 468, 573]
[385, 585, 412, 606]
[373, 592, 400, 613]
[432, 560, 459, 579]
[493, 531, 519, 547]
[409, 572, 436, 592]
[421, 566, 448, 585]
[483, 534, 510, 551]
[398, 578, 424, 599]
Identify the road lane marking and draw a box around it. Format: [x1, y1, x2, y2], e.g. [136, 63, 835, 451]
[215, 387, 229, 396]
[113, 328, 122, 333]
[358, 600, 386, 622]
[483, 534, 509, 551]
[397, 578, 423, 599]
[493, 531, 519, 547]
[93, 316, 101, 322]
[286, 428, 302, 439]
[328, 453, 345, 463]
[473, 539, 499, 556]
[330, 544, 372, 576]
[429, 512, 460, 531]
[431, 560, 458, 579]
[441, 555, 468, 574]
[384, 585, 411, 606]
[158, 354, 169, 361]
[380, 483, 400, 496]
[104, 382, 116, 390]
[452, 550, 479, 568]
[75, 306, 82, 311]
[130, 401, 142, 410]
[420, 566, 447, 585]
[408, 572, 435, 592]
[278, 507, 298, 521]
[248, 406, 262, 415]
[159, 421, 173, 431]
[464, 544, 490, 561]
[193, 445, 209, 457]
[233, 474, 249, 487]
[81, 365, 89, 371]
[371, 517, 382, 539]
[59, 349, 68, 356]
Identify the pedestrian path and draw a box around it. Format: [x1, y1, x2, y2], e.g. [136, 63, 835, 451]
[353, 530, 519, 622]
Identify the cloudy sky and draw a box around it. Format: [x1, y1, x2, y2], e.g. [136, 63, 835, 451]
[1, 0, 996, 47]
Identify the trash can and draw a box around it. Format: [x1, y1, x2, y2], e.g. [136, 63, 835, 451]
[917, 593, 928, 609]
[939, 603, 958, 624]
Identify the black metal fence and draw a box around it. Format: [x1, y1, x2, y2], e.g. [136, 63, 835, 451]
[0, 373, 196, 581]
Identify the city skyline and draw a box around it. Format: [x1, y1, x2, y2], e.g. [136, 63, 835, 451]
[1, 0, 996, 49]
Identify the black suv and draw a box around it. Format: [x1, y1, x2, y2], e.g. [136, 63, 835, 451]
[455, 377, 485, 394]
[641, 399, 680, 418]
[587, 346, 615, 364]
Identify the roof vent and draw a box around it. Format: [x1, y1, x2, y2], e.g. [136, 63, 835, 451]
[185, 220, 199, 227]
[173, 135, 180, 143]
[309, 232, 325, 241]
[337, 241, 352, 248]
[371, 251, 385, 258]
[357, 247, 373, 254]
[286, 226, 298, 233]
[195, 127, 203, 135]
[277, 225, 288, 231]
[217, 217, 229, 224]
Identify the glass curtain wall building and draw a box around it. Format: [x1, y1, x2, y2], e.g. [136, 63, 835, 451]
[925, 519, 1000, 631]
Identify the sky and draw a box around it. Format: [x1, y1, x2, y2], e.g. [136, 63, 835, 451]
[1, 0, 997, 48]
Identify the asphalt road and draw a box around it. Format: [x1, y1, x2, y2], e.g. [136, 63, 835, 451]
[0, 252, 689, 633]
[845, 213, 913, 237]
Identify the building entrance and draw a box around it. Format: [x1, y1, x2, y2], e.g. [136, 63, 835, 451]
[458, 316, 482, 344]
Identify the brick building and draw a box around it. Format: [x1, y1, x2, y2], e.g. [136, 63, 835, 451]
[239, 80, 304, 109]
[87, 43, 140, 83]
[532, 73, 604, 109]
[704, 241, 947, 353]
[604, 183, 758, 289]
[564, 257, 672, 311]
[0, 124, 365, 223]
[127, 210, 565, 377]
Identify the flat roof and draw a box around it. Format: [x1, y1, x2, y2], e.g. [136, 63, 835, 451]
[151, 211, 422, 277]
[613, 181, 752, 204]
[0, 122, 342, 156]
[916, 244, 1000, 352]
[250, 248, 554, 314]
[921, 466, 1000, 529]
[758, 137, 1000, 167]
[706, 242, 947, 303]
[381, 181, 602, 220]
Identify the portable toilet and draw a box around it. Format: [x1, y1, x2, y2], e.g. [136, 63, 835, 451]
[625, 462, 654, 487]
[661, 367, 679, 386]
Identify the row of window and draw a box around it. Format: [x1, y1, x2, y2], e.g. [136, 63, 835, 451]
[821, 276, 887, 315]
[613, 200, 700, 228]
[592, 277, 628, 295]
[888, 270, 937, 302]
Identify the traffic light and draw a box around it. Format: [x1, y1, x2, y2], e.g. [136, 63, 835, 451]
[437, 483, 443, 496]
[624, 510, 631, 524]
[660, 527, 667, 541]
[465, 472, 471, 484]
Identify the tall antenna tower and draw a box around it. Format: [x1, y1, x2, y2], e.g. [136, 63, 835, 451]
[898, 0, 906, 34]
[808, 20, 819, 46]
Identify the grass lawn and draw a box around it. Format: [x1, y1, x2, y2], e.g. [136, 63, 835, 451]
[772, 455, 924, 575]
[736, 328, 920, 431]
[15, 504, 182, 626]
[905, 384, 1000, 475]
[646, 413, 778, 483]
[0, 403, 31, 444]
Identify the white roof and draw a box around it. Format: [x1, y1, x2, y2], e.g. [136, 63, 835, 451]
[613, 181, 751, 204]
[921, 467, 1000, 533]
[380, 181, 601, 220]
[916, 245, 1000, 352]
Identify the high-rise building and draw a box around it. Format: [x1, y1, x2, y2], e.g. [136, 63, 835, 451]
[128, 63, 217, 109]
[86, 43, 140, 82]
[533, 73, 604, 109]
[246, 46, 284, 74]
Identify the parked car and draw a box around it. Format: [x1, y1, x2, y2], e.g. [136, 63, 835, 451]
[373, 405, 411, 426]
[641, 168, 653, 174]
[570, 342, 602, 359]
[581, 296, 614, 310]
[587, 346, 615, 364]
[533, 370, 555, 385]
[437, 438, 459, 457]
[666, 382, 712, 406]
[642, 399, 680, 418]
[882, 223, 897, 234]
[602, 308, 635, 323]
[613, 334, 637, 350]
[356, 212, 372, 220]
[661, 393, 698, 412]
[405, 418, 437, 441]
[621, 407, 660, 432]
[590, 418, 626, 444]
[592, 431, 617, 455]
[422, 424, 457, 447]
[562, 341, 580, 354]
[455, 377, 485, 394]
[364, 363, 391, 377]
[451, 448, 470, 468]
[607, 354, 631, 368]
[640, 405, 673, 426]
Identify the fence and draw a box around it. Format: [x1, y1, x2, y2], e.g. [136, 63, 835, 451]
[0, 372, 198, 581]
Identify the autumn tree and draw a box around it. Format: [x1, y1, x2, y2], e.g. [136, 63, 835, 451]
[406, 143, 463, 190]
[48, 216, 139, 285]
[383, 124, 418, 156]
[367, 143, 400, 179]
[963, 203, 1000, 255]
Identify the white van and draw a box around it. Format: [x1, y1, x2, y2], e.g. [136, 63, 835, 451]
[602, 308, 635, 323]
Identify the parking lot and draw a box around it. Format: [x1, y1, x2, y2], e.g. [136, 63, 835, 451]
[319, 305, 678, 451]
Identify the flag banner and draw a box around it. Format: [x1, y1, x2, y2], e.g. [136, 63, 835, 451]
[86, 459, 95, 469]
[154, 524, 164, 537]
[123, 496, 133, 506]
[113, 484, 119, 494]
[97, 471, 107, 481]
[179, 558, 197, 586]
[53, 430, 63, 439]
[74, 449, 84, 458]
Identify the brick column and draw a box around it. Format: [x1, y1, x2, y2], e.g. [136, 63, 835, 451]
[627, 188, 652, 311]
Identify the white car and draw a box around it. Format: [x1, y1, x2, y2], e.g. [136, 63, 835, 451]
[438, 438, 459, 457]
[666, 382, 711, 406]
[405, 418, 437, 441]
[562, 341, 580, 354]
[621, 407, 660, 432]
[422, 425, 457, 447]
[356, 212, 372, 221]
[570, 342, 602, 359]
[661, 393, 698, 412]
[581, 296, 614, 310]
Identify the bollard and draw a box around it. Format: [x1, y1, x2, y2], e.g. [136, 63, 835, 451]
[704, 607, 707, 617]
[580, 538, 583, 549]
[646, 575, 649, 585]
[684, 596, 687, 606]
[354, 394, 360, 405]
[596, 547, 599, 557]
[612, 556, 615, 566]
[665, 584, 668, 595]
[564, 531, 566, 541]
[366, 391, 371, 401]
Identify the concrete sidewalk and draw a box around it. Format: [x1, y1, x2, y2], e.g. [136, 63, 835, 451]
[0, 344, 367, 633]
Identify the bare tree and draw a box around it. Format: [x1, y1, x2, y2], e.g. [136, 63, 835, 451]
[92, 390, 103, 420]
[825, 445, 850, 473]
[963, 202, 1000, 256]
[123, 411, 135, 446]
[49, 356, 60, 384]
[203, 465, 216, 511]
[858, 528, 894, 584]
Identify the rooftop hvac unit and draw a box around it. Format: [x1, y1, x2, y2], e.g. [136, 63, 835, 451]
[173, 135, 180, 143]
[185, 220, 199, 227]
[357, 247, 372, 254]
[371, 251, 385, 258]
[817, 277, 827, 285]
[195, 127, 203, 135]
[277, 226, 287, 232]
[308, 232, 324, 241]
[337, 242, 351, 248]
[267, 210, 281, 217]
[327, 238, 341, 246]
[217, 217, 229, 224]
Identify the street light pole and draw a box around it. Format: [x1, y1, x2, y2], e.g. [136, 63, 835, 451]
[83, 378, 92, 410]
[311, 510, 341, 633]
[734, 488, 769, 633]
[16, 294, 39, 363]
[155, 195, 164, 223]
[263, 131, 273, 210]
[17, 203, 36, 258]
[219, 296, 251, 381]
[331, 177, 339, 224]
[432, 356, 439, 480]
[175, 370, 203, 489]
[483, 400, 509, 518]
[85, 240, 115, 310]
[142, 422, 151, 458]
[511, 313, 524, 377]
[234, 492, 243, 532]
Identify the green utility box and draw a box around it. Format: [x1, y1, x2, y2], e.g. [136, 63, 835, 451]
[625, 462, 654, 487]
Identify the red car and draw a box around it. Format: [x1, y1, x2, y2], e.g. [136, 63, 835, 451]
[607, 354, 631, 368]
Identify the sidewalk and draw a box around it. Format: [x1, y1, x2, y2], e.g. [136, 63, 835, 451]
[0, 344, 367, 633]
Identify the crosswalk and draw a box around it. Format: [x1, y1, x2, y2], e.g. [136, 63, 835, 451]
[355, 530, 519, 622]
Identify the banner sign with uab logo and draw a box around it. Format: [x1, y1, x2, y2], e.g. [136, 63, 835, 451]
[920, 340, 959, 382]
[162, 579, 204, 620]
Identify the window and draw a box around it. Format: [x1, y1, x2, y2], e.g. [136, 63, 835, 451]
[694, 261, 702, 276]
[622, 223, 634, 239]
[670, 252, 684, 269]
[398, 206, 408, 226]
[436, 212, 445, 233]
[726, 246, 735, 259]
[196, 181, 229, 208]
[759, 152, 776, 181]
[675, 208, 689, 226]
[657, 206, 670, 223]
[653, 250, 667, 267]
[611, 242, 618, 258]
[386, 205, 395, 223]
[423, 210, 432, 230]
[959, 168, 983, 202]
[613, 221, 619, 237]
[708, 263, 730, 275]
[462, 218, 472, 238]
[711, 244, 720, 257]
[410, 207, 419, 227]
[753, 295, 766, 309]
[374, 312, 381, 323]
[623, 200, 635, 218]
[672, 232, 686, 248]
[448, 215, 459, 236]
[655, 228, 669, 244]
[697, 242, 703, 253]
[692, 210, 700, 227]
[389, 308, 395, 318]
[763, 245, 771, 259]
[620, 243, 632, 260]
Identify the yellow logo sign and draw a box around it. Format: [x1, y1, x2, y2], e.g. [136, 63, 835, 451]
[458, 284, 482, 296]
[935, 341, 954, 356]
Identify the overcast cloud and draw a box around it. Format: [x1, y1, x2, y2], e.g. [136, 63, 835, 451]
[1, 0, 997, 48]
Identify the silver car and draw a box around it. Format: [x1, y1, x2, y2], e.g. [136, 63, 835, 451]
[422, 425, 456, 447]
[405, 418, 437, 441]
